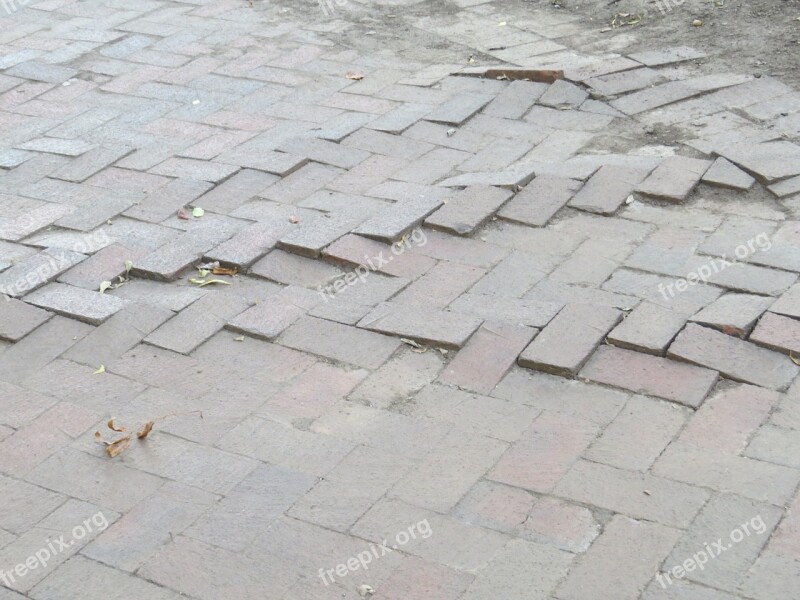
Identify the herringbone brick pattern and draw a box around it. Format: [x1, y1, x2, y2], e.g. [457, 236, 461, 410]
[0, 0, 799, 598]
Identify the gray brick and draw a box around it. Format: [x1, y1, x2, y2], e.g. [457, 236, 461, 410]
[555, 515, 681, 600]
[58, 244, 145, 291]
[0, 249, 86, 298]
[438, 168, 536, 190]
[0, 297, 52, 342]
[585, 67, 664, 96]
[425, 92, 493, 125]
[519, 303, 622, 376]
[499, 176, 582, 227]
[277, 137, 370, 169]
[538, 79, 588, 108]
[483, 80, 547, 119]
[145, 291, 251, 354]
[277, 211, 364, 258]
[354, 195, 443, 243]
[358, 302, 483, 349]
[280, 315, 401, 369]
[50, 146, 133, 183]
[608, 301, 687, 355]
[702, 157, 756, 190]
[366, 103, 433, 134]
[771, 283, 800, 318]
[226, 287, 317, 341]
[662, 494, 781, 592]
[204, 223, 277, 269]
[124, 178, 214, 223]
[750, 312, 800, 355]
[132, 227, 234, 281]
[449, 292, 563, 328]
[628, 46, 706, 66]
[391, 147, 471, 185]
[611, 81, 703, 116]
[668, 323, 798, 390]
[25, 282, 126, 325]
[251, 249, 344, 288]
[17, 137, 95, 156]
[689, 293, 774, 336]
[425, 185, 512, 235]
[457, 138, 533, 173]
[149, 157, 239, 183]
[636, 156, 712, 202]
[569, 165, 651, 214]
[715, 140, 800, 184]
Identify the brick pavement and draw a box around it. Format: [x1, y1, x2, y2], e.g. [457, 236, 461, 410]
[0, 0, 799, 598]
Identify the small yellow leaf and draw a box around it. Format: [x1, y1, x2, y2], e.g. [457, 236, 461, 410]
[192, 207, 205, 218]
[93, 365, 106, 375]
[234, 335, 245, 342]
[99, 281, 112, 294]
[124, 260, 133, 274]
[197, 279, 231, 287]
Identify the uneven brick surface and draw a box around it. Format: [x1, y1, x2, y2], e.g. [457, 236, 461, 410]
[1, 2, 799, 598]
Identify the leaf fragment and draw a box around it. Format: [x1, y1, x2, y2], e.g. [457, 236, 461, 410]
[189, 278, 232, 287]
[106, 436, 130, 457]
[212, 266, 238, 276]
[93, 365, 106, 375]
[99, 281, 112, 294]
[346, 71, 364, 81]
[192, 207, 205, 218]
[124, 260, 133, 274]
[137, 421, 155, 439]
[107, 419, 126, 432]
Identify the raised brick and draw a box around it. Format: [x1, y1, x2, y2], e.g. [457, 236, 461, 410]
[251, 249, 344, 288]
[323, 233, 435, 279]
[50, 146, 133, 183]
[580, 345, 719, 408]
[498, 175, 581, 227]
[636, 156, 712, 202]
[358, 302, 483, 349]
[771, 283, 800, 318]
[425, 185, 512, 235]
[702, 157, 756, 190]
[715, 140, 800, 184]
[750, 312, 800, 354]
[689, 293, 773, 336]
[668, 323, 798, 390]
[58, 243, 145, 291]
[204, 222, 277, 269]
[539, 79, 588, 108]
[0, 249, 85, 298]
[438, 322, 536, 394]
[26, 283, 125, 325]
[608, 301, 687, 355]
[611, 81, 703, 116]
[569, 165, 650, 214]
[354, 195, 443, 243]
[132, 227, 235, 281]
[629, 46, 706, 66]
[226, 288, 316, 341]
[425, 92, 493, 125]
[450, 292, 563, 328]
[518, 303, 622, 376]
[278, 211, 364, 258]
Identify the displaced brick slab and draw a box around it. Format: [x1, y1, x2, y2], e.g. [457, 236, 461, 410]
[425, 186, 512, 235]
[518, 303, 622, 376]
[580, 345, 718, 408]
[358, 302, 483, 349]
[636, 156, 712, 202]
[749, 312, 800, 355]
[25, 283, 125, 325]
[0, 297, 53, 341]
[569, 164, 651, 215]
[498, 176, 582, 227]
[668, 323, 798, 390]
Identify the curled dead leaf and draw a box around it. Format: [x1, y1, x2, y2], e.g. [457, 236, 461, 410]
[212, 267, 238, 276]
[99, 281, 112, 294]
[346, 71, 364, 81]
[107, 419, 126, 432]
[137, 421, 155, 439]
[93, 365, 105, 375]
[721, 324, 746, 338]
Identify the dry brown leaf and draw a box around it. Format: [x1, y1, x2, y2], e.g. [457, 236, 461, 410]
[346, 71, 364, 80]
[212, 266, 238, 276]
[721, 324, 746, 338]
[137, 421, 155, 439]
[106, 436, 130, 457]
[107, 419, 126, 432]
[94, 431, 106, 444]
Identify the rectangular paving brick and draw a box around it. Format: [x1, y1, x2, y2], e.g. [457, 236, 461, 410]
[483, 80, 548, 119]
[0, 249, 86, 298]
[636, 156, 713, 202]
[662, 494, 782, 593]
[124, 178, 214, 223]
[555, 460, 709, 528]
[489, 412, 600, 493]
[149, 157, 239, 183]
[689, 293, 773, 336]
[50, 146, 133, 182]
[280, 315, 400, 369]
[358, 302, 483, 349]
[251, 249, 344, 288]
[343, 128, 435, 160]
[354, 195, 443, 243]
[145, 292, 251, 354]
[770, 283, 800, 318]
[393, 261, 484, 308]
[580, 345, 719, 408]
[449, 292, 563, 328]
[555, 515, 682, 600]
[750, 312, 800, 355]
[608, 301, 687, 355]
[715, 140, 800, 184]
[0, 297, 52, 342]
[204, 223, 277, 269]
[277, 136, 370, 169]
[132, 227, 236, 281]
[611, 81, 703, 115]
[57, 243, 145, 291]
[569, 165, 651, 214]
[327, 154, 405, 195]
[668, 323, 798, 390]
[702, 157, 756, 190]
[25, 282, 126, 325]
[498, 176, 582, 227]
[518, 303, 622, 376]
[425, 185, 512, 235]
[438, 322, 537, 394]
[277, 211, 364, 258]
[425, 92, 493, 125]
[586, 395, 689, 471]
[391, 147, 471, 185]
[226, 288, 316, 341]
